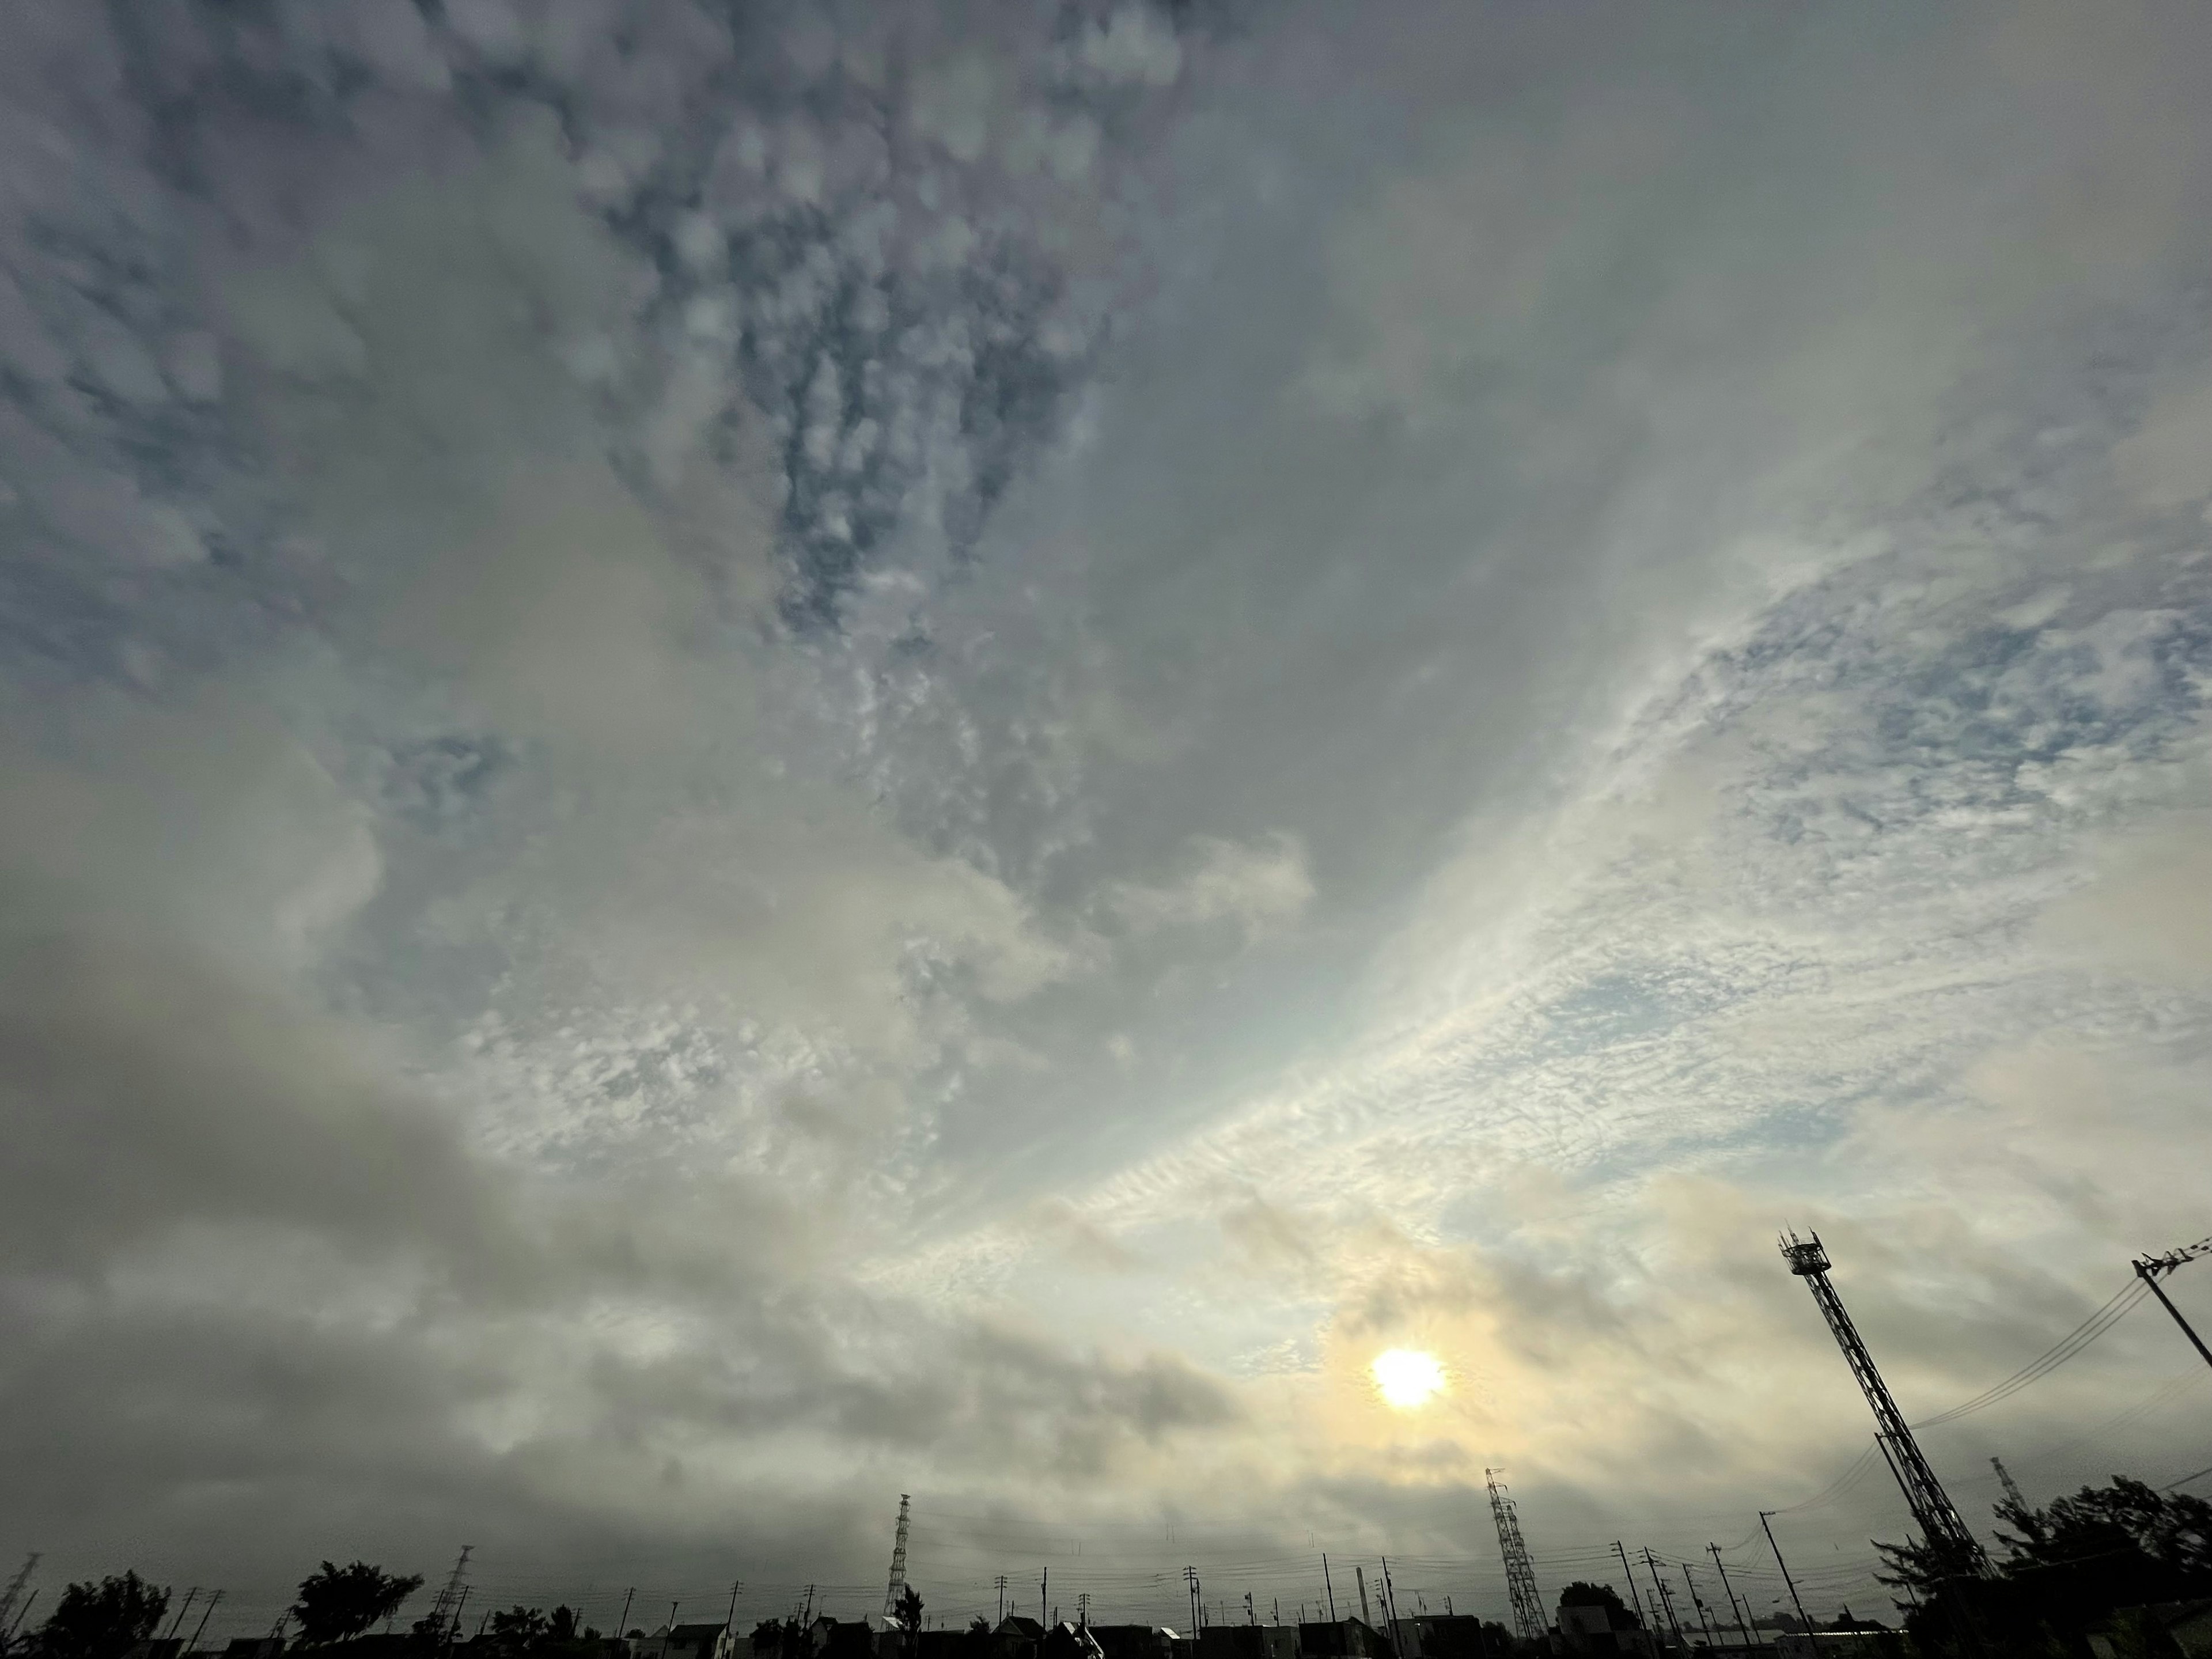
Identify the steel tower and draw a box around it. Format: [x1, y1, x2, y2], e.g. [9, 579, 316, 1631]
[1781, 1230, 1986, 1577]
[1485, 1469, 1546, 1641]
[882, 1494, 912, 1617]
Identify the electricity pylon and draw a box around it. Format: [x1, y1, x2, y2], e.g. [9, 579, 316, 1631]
[882, 1494, 912, 1618]
[1485, 1469, 1545, 1642]
[1781, 1231, 1986, 1577]
[0, 1556, 37, 1638]
[426, 1548, 473, 1641]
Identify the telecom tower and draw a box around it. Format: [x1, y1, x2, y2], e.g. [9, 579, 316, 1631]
[1990, 1457, 2027, 1514]
[1484, 1469, 1545, 1642]
[882, 1494, 912, 1618]
[1781, 1231, 1986, 1577]
[425, 1547, 473, 1639]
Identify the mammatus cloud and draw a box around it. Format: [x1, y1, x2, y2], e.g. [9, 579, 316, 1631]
[2, 0, 2212, 1639]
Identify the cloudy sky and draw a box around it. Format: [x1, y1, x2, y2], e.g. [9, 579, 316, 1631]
[4, 0, 2212, 1639]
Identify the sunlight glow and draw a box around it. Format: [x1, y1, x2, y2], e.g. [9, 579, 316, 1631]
[1370, 1348, 1446, 1410]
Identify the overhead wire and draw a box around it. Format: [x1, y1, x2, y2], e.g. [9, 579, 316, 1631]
[1914, 1279, 2150, 1429]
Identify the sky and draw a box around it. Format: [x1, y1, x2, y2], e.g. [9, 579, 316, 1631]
[3, 0, 2212, 1641]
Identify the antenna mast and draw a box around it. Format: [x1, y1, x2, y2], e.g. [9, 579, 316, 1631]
[882, 1494, 912, 1618]
[1781, 1231, 1986, 1577]
[1990, 1457, 2027, 1514]
[1484, 1469, 1545, 1642]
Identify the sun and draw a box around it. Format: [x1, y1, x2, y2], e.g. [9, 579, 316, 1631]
[1370, 1347, 1446, 1410]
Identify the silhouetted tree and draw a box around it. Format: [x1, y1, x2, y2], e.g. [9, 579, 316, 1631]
[36, 1574, 169, 1659]
[891, 1590, 923, 1659]
[1555, 1584, 1628, 1620]
[486, 1609, 550, 1656]
[1878, 1475, 2212, 1656]
[291, 1563, 425, 1647]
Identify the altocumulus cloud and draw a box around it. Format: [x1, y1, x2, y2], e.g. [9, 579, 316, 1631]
[3, 0, 2212, 1636]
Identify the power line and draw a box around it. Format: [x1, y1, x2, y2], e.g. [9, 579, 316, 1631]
[1914, 1281, 2150, 1429]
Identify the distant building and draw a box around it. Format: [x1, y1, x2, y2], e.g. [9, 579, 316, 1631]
[1558, 1603, 1649, 1656]
[1085, 1625, 1173, 1659]
[1772, 1634, 1899, 1658]
[1386, 1618, 1493, 1659]
[641, 1623, 737, 1659]
[1293, 1619, 1393, 1659]
[1038, 1623, 1104, 1659]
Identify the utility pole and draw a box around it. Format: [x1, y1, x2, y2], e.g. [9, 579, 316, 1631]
[1355, 1569, 1370, 1627]
[1484, 1471, 1544, 1645]
[447, 1589, 471, 1653]
[1039, 1570, 1047, 1628]
[1244, 1594, 1254, 1626]
[1640, 1551, 1679, 1642]
[1185, 1569, 1201, 1635]
[883, 1495, 913, 1618]
[726, 1584, 743, 1635]
[1781, 1231, 1987, 1579]
[1758, 1514, 1812, 1635]
[1707, 1546, 1752, 1647]
[994, 1578, 1007, 1625]
[187, 1592, 222, 1656]
[1322, 1558, 1335, 1623]
[2134, 1240, 2212, 1374]
[1679, 1565, 1717, 1649]
[1077, 1596, 1090, 1630]
[616, 1590, 635, 1643]
[164, 1590, 201, 1645]
[662, 1603, 680, 1659]
[1611, 1543, 1649, 1635]
[6, 1591, 37, 1646]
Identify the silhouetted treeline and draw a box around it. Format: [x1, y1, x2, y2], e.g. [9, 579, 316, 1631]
[1878, 1474, 2212, 1656]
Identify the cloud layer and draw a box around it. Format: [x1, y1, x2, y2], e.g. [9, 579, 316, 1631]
[3, 0, 2212, 1637]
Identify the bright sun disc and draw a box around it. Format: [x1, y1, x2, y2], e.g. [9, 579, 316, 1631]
[1370, 1347, 1446, 1410]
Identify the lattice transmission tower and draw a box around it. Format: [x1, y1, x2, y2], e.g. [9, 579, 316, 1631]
[882, 1494, 912, 1618]
[425, 1546, 473, 1642]
[1484, 1468, 1545, 1642]
[1781, 1230, 1986, 1578]
[0, 1555, 39, 1638]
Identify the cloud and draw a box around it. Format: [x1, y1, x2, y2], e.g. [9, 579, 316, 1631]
[5, 0, 2212, 1635]
[1104, 833, 1315, 940]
